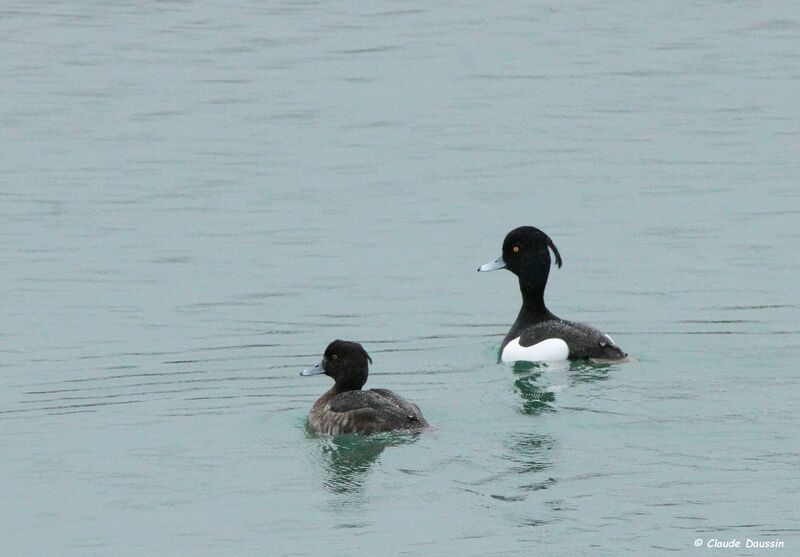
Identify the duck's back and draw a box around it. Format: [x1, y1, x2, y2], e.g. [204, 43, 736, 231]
[309, 389, 428, 436]
[503, 317, 626, 361]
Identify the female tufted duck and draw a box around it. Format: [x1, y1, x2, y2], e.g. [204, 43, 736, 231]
[478, 226, 627, 363]
[300, 340, 428, 435]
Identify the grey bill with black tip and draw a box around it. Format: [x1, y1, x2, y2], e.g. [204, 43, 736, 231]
[300, 362, 325, 376]
[478, 256, 506, 272]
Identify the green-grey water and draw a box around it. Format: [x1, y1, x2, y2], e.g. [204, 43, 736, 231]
[2, 2, 798, 555]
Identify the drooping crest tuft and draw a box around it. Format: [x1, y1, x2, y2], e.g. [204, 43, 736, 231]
[545, 235, 563, 268]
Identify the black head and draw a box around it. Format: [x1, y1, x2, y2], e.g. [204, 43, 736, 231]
[301, 339, 372, 391]
[479, 225, 562, 282]
[501, 226, 562, 277]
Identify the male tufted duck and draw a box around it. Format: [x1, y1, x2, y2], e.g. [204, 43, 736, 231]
[479, 226, 627, 363]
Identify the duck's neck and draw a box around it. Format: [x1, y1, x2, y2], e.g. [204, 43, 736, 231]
[504, 279, 555, 345]
[517, 277, 555, 321]
[313, 383, 362, 410]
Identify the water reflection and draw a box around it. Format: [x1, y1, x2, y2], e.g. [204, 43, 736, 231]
[513, 371, 557, 415]
[504, 432, 554, 476]
[510, 359, 619, 414]
[489, 432, 557, 504]
[311, 429, 422, 496]
[567, 361, 616, 385]
[510, 361, 562, 415]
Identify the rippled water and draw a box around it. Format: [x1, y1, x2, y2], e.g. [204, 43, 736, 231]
[2, 2, 798, 555]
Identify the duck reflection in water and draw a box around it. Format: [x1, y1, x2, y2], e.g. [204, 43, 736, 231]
[567, 360, 615, 385]
[484, 432, 557, 504]
[505, 432, 555, 477]
[511, 359, 617, 415]
[511, 361, 560, 415]
[312, 430, 422, 495]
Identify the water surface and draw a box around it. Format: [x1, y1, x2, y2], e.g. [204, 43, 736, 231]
[1, 1, 798, 555]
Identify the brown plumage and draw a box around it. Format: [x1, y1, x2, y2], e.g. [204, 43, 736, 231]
[300, 340, 428, 436]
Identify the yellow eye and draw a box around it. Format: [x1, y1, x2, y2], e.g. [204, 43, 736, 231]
[331, 354, 338, 360]
[512, 246, 520, 253]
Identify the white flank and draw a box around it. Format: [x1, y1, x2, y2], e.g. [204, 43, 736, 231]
[501, 337, 569, 363]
